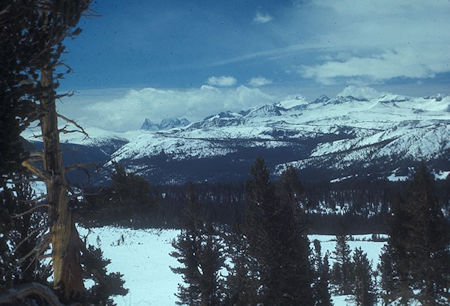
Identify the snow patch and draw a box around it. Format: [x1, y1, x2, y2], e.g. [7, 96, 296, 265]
[79, 227, 388, 305]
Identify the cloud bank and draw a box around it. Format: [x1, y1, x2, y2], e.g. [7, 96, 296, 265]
[298, 0, 450, 84]
[337, 86, 384, 99]
[70, 86, 276, 131]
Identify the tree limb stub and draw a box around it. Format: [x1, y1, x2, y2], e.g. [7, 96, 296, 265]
[22, 160, 51, 181]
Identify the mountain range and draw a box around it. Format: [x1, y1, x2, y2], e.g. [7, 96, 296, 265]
[23, 90, 450, 185]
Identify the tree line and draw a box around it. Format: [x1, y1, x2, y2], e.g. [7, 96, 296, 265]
[169, 160, 449, 305]
[79, 162, 449, 235]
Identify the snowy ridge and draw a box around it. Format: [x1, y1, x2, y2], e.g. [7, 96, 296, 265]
[107, 92, 449, 178]
[22, 89, 450, 182]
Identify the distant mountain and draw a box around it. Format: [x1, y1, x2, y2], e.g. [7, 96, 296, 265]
[23, 91, 450, 185]
[141, 117, 190, 131]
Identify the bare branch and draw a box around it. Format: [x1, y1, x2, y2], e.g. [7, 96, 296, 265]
[65, 162, 95, 183]
[59, 128, 84, 135]
[26, 194, 47, 203]
[23, 236, 51, 273]
[55, 62, 73, 74]
[0, 4, 11, 17]
[18, 234, 51, 275]
[12, 203, 51, 219]
[39, 253, 53, 261]
[83, 7, 101, 18]
[22, 160, 50, 181]
[57, 113, 89, 139]
[13, 226, 48, 253]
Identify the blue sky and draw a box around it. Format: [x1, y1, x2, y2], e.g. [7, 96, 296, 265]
[59, 0, 450, 131]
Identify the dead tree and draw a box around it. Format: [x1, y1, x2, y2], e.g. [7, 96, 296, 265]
[5, 0, 92, 301]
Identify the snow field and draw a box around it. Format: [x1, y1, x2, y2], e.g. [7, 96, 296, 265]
[79, 227, 387, 306]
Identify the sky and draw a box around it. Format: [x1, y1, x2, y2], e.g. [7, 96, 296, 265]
[59, 0, 450, 131]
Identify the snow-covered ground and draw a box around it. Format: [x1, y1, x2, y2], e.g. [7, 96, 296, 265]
[78, 226, 387, 306]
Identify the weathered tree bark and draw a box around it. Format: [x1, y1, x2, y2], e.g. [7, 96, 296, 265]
[40, 67, 85, 300]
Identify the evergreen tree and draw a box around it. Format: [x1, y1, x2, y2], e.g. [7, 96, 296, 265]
[106, 163, 153, 220]
[170, 184, 225, 305]
[0, 175, 51, 291]
[331, 234, 352, 295]
[0, 1, 127, 303]
[0, 0, 91, 301]
[377, 245, 396, 305]
[386, 164, 450, 305]
[321, 253, 333, 305]
[244, 160, 314, 305]
[351, 247, 376, 306]
[81, 245, 128, 305]
[223, 224, 259, 305]
[312, 240, 333, 306]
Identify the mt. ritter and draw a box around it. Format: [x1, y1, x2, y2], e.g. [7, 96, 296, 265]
[25, 91, 450, 185]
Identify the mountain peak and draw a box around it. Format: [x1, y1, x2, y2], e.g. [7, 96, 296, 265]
[141, 117, 190, 131]
[277, 95, 309, 109]
[141, 118, 159, 130]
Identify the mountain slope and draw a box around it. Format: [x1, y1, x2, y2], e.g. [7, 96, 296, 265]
[106, 93, 449, 183]
[23, 91, 450, 184]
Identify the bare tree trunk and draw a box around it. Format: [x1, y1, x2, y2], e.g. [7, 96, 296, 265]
[40, 67, 85, 300]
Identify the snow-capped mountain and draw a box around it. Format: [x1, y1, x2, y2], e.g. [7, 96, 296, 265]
[23, 90, 450, 184]
[101, 92, 448, 183]
[141, 118, 190, 131]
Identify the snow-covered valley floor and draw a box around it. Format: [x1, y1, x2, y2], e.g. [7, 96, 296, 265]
[78, 226, 387, 306]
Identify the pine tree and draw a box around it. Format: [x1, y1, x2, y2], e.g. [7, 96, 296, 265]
[0, 1, 128, 303]
[244, 160, 314, 305]
[332, 234, 352, 295]
[386, 164, 450, 305]
[223, 224, 259, 305]
[321, 253, 333, 305]
[81, 245, 128, 305]
[351, 247, 376, 306]
[0, 1, 92, 301]
[0, 176, 50, 290]
[312, 240, 332, 306]
[170, 184, 225, 305]
[377, 245, 396, 305]
[108, 162, 153, 219]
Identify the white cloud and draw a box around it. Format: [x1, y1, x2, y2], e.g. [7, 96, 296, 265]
[253, 12, 273, 24]
[207, 75, 237, 87]
[248, 77, 273, 87]
[337, 86, 384, 99]
[65, 86, 276, 132]
[297, 0, 450, 84]
[208, 0, 450, 86]
[302, 46, 450, 84]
